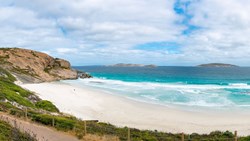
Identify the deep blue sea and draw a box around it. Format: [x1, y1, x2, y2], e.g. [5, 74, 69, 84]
[71, 66, 250, 109]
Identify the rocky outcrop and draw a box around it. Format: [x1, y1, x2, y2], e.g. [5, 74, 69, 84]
[53, 58, 71, 69]
[77, 71, 93, 79]
[0, 48, 78, 83]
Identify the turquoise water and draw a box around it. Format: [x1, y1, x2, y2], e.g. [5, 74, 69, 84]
[72, 66, 250, 109]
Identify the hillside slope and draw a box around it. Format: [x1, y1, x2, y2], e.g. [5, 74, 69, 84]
[0, 48, 77, 83]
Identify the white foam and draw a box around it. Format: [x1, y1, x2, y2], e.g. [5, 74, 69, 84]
[78, 78, 250, 90]
[229, 83, 248, 86]
[171, 99, 234, 107]
[141, 95, 159, 101]
[71, 78, 250, 108]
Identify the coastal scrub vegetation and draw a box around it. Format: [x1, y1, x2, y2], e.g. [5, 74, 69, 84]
[0, 120, 37, 141]
[0, 68, 35, 108]
[9, 108, 250, 141]
[1, 67, 250, 140]
[35, 100, 59, 112]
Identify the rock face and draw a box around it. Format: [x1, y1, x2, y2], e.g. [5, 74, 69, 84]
[0, 48, 78, 83]
[198, 63, 238, 67]
[53, 58, 71, 69]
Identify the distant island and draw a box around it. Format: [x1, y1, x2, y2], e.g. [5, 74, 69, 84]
[108, 63, 157, 68]
[198, 63, 238, 67]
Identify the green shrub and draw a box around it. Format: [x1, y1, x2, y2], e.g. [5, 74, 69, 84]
[9, 108, 25, 117]
[31, 114, 53, 126]
[240, 136, 250, 141]
[31, 113, 76, 131]
[54, 117, 76, 131]
[35, 100, 59, 112]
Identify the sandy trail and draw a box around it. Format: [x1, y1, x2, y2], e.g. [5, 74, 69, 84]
[0, 113, 80, 141]
[21, 82, 250, 136]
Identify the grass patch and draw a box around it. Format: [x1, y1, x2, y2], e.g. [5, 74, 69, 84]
[0, 81, 34, 108]
[0, 67, 35, 108]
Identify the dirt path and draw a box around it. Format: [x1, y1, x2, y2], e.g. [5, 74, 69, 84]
[0, 113, 80, 141]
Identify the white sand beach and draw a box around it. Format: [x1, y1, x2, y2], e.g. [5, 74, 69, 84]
[21, 81, 250, 136]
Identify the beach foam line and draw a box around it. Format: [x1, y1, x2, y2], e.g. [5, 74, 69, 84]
[77, 78, 250, 89]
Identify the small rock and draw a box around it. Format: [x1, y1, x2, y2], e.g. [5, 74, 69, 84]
[77, 71, 93, 79]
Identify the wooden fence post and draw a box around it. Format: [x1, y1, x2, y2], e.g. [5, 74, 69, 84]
[234, 131, 237, 141]
[127, 128, 131, 141]
[84, 121, 87, 135]
[52, 117, 55, 127]
[181, 132, 184, 141]
[25, 107, 28, 120]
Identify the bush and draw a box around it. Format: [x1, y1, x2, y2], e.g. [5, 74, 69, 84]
[55, 117, 76, 131]
[35, 100, 59, 112]
[31, 113, 76, 131]
[31, 114, 53, 126]
[240, 136, 250, 141]
[10, 108, 25, 117]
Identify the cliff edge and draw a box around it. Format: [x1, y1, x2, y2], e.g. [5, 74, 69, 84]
[0, 48, 77, 83]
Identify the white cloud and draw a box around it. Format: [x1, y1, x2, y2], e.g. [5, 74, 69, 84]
[56, 48, 78, 54]
[175, 0, 250, 66]
[0, 0, 250, 66]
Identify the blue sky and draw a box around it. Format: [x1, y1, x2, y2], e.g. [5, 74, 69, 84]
[0, 0, 250, 66]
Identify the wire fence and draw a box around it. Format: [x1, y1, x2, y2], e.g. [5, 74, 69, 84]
[0, 108, 241, 141]
[0, 115, 41, 141]
[83, 121, 238, 141]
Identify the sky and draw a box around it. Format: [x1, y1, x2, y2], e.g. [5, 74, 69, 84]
[0, 0, 250, 66]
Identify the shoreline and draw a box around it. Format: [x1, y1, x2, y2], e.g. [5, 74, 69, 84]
[21, 81, 250, 136]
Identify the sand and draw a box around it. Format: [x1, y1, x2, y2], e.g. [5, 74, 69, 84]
[21, 81, 250, 136]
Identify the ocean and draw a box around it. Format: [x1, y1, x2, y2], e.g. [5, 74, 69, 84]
[69, 66, 250, 109]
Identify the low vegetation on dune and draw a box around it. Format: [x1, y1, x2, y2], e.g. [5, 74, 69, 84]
[35, 100, 59, 112]
[1, 67, 250, 141]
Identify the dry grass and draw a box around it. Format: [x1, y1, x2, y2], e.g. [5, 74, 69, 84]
[83, 134, 120, 141]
